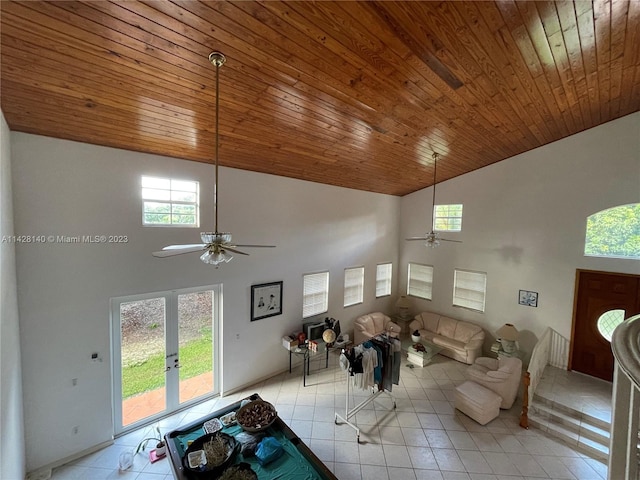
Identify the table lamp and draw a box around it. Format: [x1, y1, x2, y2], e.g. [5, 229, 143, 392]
[396, 295, 411, 320]
[496, 323, 519, 353]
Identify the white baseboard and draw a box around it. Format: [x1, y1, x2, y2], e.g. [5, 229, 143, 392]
[25, 439, 114, 480]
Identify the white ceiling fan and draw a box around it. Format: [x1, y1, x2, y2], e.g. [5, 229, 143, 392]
[406, 152, 462, 248]
[153, 52, 275, 266]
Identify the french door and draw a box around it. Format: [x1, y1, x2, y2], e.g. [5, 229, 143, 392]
[111, 285, 221, 434]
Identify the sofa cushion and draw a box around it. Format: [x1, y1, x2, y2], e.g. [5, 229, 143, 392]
[357, 315, 374, 334]
[418, 329, 437, 343]
[420, 312, 441, 333]
[454, 321, 483, 343]
[432, 335, 466, 351]
[436, 316, 458, 339]
[372, 313, 386, 333]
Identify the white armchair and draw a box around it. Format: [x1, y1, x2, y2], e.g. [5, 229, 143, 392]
[465, 356, 523, 409]
[353, 312, 401, 345]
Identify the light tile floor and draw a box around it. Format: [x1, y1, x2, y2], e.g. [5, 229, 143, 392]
[49, 353, 609, 480]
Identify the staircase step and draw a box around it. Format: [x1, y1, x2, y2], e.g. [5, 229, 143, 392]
[532, 393, 611, 430]
[528, 410, 609, 462]
[531, 402, 610, 445]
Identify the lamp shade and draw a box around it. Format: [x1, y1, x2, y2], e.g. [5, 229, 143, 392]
[396, 296, 411, 308]
[496, 323, 519, 341]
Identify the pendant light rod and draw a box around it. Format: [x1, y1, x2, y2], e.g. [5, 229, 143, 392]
[431, 152, 439, 230]
[208, 51, 226, 235]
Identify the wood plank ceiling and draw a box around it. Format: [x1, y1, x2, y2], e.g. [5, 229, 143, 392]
[1, 1, 639, 196]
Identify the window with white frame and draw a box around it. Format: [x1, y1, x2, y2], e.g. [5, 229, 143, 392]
[407, 263, 433, 300]
[142, 176, 199, 226]
[376, 263, 392, 298]
[303, 271, 329, 318]
[344, 266, 364, 307]
[453, 269, 487, 312]
[434, 204, 463, 231]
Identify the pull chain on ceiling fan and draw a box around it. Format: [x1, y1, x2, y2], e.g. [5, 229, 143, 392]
[153, 52, 275, 266]
[406, 152, 462, 248]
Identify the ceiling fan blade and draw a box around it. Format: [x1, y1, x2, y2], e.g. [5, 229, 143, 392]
[162, 244, 207, 250]
[234, 244, 276, 248]
[223, 246, 249, 255]
[406, 237, 429, 241]
[440, 238, 463, 243]
[152, 245, 206, 257]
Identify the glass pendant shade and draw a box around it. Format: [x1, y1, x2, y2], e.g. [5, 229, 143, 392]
[201, 232, 232, 244]
[200, 250, 233, 265]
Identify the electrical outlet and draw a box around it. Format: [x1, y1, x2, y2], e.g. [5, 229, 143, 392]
[72, 426, 79, 435]
[236, 333, 240, 340]
[72, 378, 78, 386]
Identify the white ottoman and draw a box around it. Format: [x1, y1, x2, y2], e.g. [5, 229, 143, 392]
[455, 380, 502, 425]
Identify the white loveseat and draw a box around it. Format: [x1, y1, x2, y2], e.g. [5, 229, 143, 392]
[353, 312, 401, 345]
[409, 311, 485, 364]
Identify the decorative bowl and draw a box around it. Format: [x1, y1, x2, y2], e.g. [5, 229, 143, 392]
[236, 400, 278, 433]
[411, 334, 421, 343]
[182, 432, 237, 477]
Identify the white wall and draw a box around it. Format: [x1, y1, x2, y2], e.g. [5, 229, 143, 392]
[0, 111, 26, 479]
[10, 134, 400, 471]
[11, 112, 639, 472]
[399, 112, 640, 359]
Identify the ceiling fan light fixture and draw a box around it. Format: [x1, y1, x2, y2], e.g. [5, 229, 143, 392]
[201, 232, 232, 244]
[152, 52, 275, 263]
[200, 249, 233, 266]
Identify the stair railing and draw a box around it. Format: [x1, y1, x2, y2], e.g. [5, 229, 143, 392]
[520, 327, 569, 428]
[608, 313, 640, 480]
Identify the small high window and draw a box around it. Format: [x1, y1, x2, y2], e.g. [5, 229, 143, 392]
[407, 263, 433, 300]
[434, 204, 463, 232]
[142, 176, 199, 227]
[584, 204, 640, 259]
[376, 263, 392, 298]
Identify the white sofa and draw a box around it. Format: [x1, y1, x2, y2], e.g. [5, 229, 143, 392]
[353, 312, 401, 345]
[409, 311, 485, 364]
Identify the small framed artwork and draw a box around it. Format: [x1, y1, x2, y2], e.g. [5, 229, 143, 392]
[251, 281, 283, 321]
[519, 290, 538, 307]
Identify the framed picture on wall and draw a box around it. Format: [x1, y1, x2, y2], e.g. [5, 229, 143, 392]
[251, 281, 283, 321]
[518, 290, 538, 307]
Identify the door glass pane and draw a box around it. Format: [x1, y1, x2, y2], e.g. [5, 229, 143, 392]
[120, 297, 166, 426]
[597, 309, 625, 342]
[178, 291, 214, 404]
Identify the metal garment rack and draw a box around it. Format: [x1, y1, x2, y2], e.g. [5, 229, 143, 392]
[334, 340, 397, 442]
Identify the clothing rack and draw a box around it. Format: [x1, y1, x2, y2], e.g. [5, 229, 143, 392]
[334, 334, 398, 442]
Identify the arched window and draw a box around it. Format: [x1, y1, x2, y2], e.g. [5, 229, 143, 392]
[584, 204, 640, 259]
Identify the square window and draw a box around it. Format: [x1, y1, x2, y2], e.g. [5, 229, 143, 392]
[142, 176, 199, 227]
